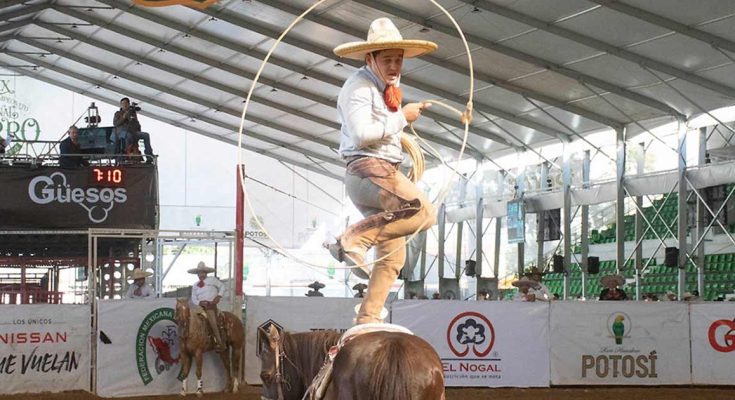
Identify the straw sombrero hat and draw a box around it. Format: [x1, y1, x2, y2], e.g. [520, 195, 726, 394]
[600, 274, 625, 288]
[130, 268, 153, 280]
[512, 276, 541, 290]
[333, 18, 438, 60]
[187, 261, 215, 274]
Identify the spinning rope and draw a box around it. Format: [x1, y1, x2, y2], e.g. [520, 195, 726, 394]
[238, 0, 474, 270]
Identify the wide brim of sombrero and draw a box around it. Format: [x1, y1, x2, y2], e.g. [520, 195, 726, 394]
[600, 275, 624, 286]
[187, 266, 215, 274]
[511, 280, 541, 289]
[333, 40, 438, 60]
[131, 270, 153, 279]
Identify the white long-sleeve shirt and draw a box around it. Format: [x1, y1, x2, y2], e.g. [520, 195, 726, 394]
[190, 276, 225, 305]
[337, 66, 407, 163]
[125, 282, 156, 299]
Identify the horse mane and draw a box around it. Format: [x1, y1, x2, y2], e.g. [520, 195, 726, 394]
[368, 335, 413, 400]
[283, 330, 341, 386]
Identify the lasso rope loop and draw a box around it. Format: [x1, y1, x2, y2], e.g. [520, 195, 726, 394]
[238, 0, 474, 270]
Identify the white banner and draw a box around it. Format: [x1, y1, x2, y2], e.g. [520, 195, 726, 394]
[96, 298, 229, 397]
[550, 302, 691, 385]
[690, 303, 735, 384]
[244, 296, 361, 384]
[391, 300, 550, 387]
[0, 304, 90, 395]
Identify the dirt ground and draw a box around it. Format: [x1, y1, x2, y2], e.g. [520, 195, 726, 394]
[3, 385, 735, 400]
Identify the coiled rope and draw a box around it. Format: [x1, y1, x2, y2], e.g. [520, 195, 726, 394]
[237, 0, 474, 270]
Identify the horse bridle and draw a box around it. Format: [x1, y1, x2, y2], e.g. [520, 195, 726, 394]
[262, 336, 293, 400]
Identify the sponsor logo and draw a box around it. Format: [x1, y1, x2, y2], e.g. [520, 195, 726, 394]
[28, 172, 127, 223]
[135, 308, 179, 385]
[447, 312, 495, 357]
[442, 312, 501, 379]
[607, 312, 632, 345]
[581, 311, 658, 379]
[133, 0, 219, 9]
[708, 319, 735, 353]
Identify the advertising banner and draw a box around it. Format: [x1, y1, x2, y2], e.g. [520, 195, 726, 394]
[391, 300, 550, 387]
[96, 298, 230, 397]
[244, 296, 362, 384]
[690, 303, 735, 384]
[0, 165, 157, 229]
[0, 304, 90, 394]
[550, 302, 691, 385]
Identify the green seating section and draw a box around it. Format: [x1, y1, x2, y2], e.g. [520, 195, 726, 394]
[533, 254, 735, 300]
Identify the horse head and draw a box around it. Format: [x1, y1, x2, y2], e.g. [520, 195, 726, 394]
[174, 298, 190, 338]
[258, 324, 286, 400]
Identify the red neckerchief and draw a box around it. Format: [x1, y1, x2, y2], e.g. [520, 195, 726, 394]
[383, 85, 402, 112]
[197, 280, 205, 288]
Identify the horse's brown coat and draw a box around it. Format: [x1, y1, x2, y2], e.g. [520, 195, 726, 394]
[175, 298, 244, 394]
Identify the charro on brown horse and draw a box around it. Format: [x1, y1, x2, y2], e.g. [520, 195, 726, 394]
[174, 298, 244, 396]
[258, 325, 445, 400]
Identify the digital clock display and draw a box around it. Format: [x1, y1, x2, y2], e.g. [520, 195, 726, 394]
[89, 167, 125, 187]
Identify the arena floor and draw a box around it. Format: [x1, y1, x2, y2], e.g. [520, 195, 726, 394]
[3, 385, 735, 399]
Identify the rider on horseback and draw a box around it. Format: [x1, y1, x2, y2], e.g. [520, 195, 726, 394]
[188, 261, 227, 352]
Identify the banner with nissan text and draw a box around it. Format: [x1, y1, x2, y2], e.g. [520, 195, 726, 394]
[550, 302, 691, 385]
[0, 304, 89, 394]
[0, 165, 157, 229]
[244, 296, 362, 384]
[690, 302, 735, 384]
[391, 300, 550, 387]
[96, 298, 230, 397]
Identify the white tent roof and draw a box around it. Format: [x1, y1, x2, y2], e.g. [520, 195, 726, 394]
[2, 0, 734, 179]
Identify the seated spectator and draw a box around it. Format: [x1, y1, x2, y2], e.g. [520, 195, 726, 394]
[553, 293, 560, 300]
[478, 289, 492, 300]
[664, 290, 677, 301]
[598, 274, 627, 301]
[512, 276, 541, 302]
[113, 97, 153, 162]
[353, 283, 367, 298]
[682, 292, 698, 302]
[0, 136, 6, 154]
[306, 281, 325, 297]
[126, 268, 156, 299]
[431, 292, 441, 300]
[59, 125, 90, 168]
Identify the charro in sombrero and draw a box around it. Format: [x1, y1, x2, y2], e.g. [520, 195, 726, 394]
[187, 261, 215, 274]
[333, 18, 438, 60]
[130, 268, 153, 280]
[600, 274, 625, 288]
[512, 276, 542, 290]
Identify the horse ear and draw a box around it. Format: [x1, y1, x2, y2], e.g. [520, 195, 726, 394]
[258, 327, 270, 350]
[268, 324, 281, 344]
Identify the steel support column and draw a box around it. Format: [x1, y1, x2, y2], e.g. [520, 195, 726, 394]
[677, 119, 689, 298]
[635, 143, 645, 300]
[616, 127, 627, 272]
[537, 162, 549, 270]
[438, 203, 446, 279]
[581, 150, 591, 300]
[516, 171, 526, 278]
[697, 127, 707, 296]
[562, 145, 572, 300]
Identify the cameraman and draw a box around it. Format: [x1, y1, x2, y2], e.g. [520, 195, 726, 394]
[113, 97, 154, 162]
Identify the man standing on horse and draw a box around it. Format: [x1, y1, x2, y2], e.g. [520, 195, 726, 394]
[326, 18, 438, 324]
[189, 261, 227, 352]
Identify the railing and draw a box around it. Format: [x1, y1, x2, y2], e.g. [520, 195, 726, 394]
[0, 288, 63, 304]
